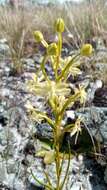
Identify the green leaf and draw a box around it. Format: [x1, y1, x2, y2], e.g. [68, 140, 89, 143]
[40, 140, 52, 150]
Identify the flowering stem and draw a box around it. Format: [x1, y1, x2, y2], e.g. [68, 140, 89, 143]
[53, 113, 64, 190]
[41, 39, 48, 48]
[55, 126, 61, 190]
[55, 32, 62, 81]
[58, 32, 62, 55]
[41, 55, 50, 81]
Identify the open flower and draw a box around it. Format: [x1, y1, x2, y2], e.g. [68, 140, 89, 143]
[75, 85, 87, 104]
[65, 56, 82, 76]
[25, 101, 42, 122]
[70, 116, 83, 144]
[28, 79, 71, 100]
[25, 100, 51, 123]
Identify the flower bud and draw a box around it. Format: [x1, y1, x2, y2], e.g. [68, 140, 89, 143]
[80, 44, 93, 56]
[34, 31, 44, 43]
[47, 43, 58, 56]
[55, 18, 65, 33]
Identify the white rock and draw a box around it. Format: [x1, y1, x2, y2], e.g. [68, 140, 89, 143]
[94, 79, 103, 89]
[0, 162, 8, 183]
[66, 110, 75, 119]
[1, 88, 10, 97]
[0, 38, 7, 44]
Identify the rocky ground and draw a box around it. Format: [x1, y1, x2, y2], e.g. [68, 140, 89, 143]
[0, 38, 107, 190]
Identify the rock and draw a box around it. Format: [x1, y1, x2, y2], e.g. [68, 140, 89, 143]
[0, 161, 8, 182]
[0, 44, 107, 190]
[28, 158, 45, 188]
[28, 171, 45, 188]
[7, 174, 25, 190]
[27, 183, 44, 190]
[33, 54, 43, 69]
[0, 102, 6, 113]
[76, 107, 107, 145]
[23, 58, 35, 66]
[97, 38, 107, 48]
[0, 114, 8, 126]
[35, 123, 53, 141]
[1, 88, 10, 97]
[66, 110, 75, 120]
[0, 44, 10, 55]
[22, 58, 35, 71]
[4, 66, 11, 76]
[0, 38, 8, 44]
[95, 63, 107, 72]
[104, 167, 107, 184]
[6, 159, 17, 174]
[28, 155, 107, 190]
[87, 80, 103, 104]
[94, 80, 103, 89]
[0, 182, 10, 190]
[23, 141, 35, 155]
[0, 128, 15, 146]
[93, 87, 107, 107]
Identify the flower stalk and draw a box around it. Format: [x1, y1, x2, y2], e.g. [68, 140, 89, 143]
[27, 18, 93, 190]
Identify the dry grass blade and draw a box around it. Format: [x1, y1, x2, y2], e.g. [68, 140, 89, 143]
[0, 0, 106, 52]
[83, 121, 97, 156]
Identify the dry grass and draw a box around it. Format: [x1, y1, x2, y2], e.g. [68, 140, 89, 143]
[0, 0, 107, 68]
[0, 1, 107, 44]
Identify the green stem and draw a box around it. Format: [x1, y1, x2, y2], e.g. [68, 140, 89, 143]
[55, 55, 60, 80]
[54, 114, 63, 190]
[41, 39, 48, 48]
[41, 55, 49, 81]
[58, 32, 62, 56]
[56, 143, 60, 190]
[55, 32, 62, 81]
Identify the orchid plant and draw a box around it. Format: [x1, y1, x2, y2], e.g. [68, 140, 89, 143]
[27, 18, 93, 190]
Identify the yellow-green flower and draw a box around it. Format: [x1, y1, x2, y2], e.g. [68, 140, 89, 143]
[28, 79, 71, 99]
[75, 85, 87, 104]
[25, 100, 47, 123]
[34, 31, 44, 43]
[70, 116, 83, 144]
[80, 44, 93, 56]
[64, 56, 82, 76]
[47, 43, 58, 56]
[55, 18, 65, 33]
